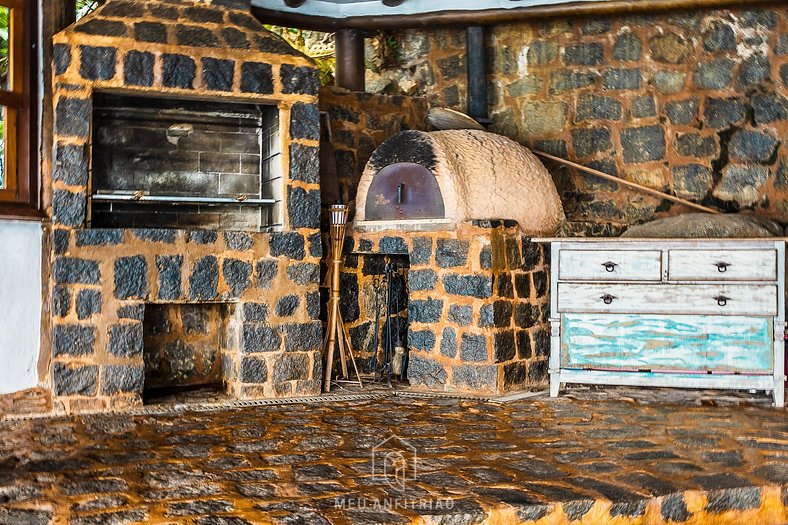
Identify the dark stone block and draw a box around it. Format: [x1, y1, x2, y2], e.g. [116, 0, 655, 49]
[53, 363, 97, 396]
[706, 487, 761, 512]
[522, 239, 542, 270]
[576, 94, 622, 122]
[55, 97, 90, 138]
[620, 125, 665, 164]
[224, 231, 253, 251]
[438, 55, 464, 78]
[528, 360, 547, 382]
[255, 259, 279, 288]
[440, 327, 457, 358]
[107, 323, 142, 358]
[289, 103, 320, 141]
[308, 231, 323, 258]
[280, 64, 319, 95]
[149, 2, 179, 19]
[661, 493, 690, 522]
[189, 256, 218, 300]
[479, 246, 492, 270]
[479, 304, 494, 328]
[533, 328, 550, 356]
[269, 232, 305, 259]
[74, 19, 127, 37]
[532, 272, 548, 298]
[243, 324, 281, 352]
[729, 129, 778, 163]
[704, 97, 746, 129]
[751, 92, 788, 124]
[133, 229, 175, 243]
[274, 353, 310, 383]
[52, 190, 85, 227]
[497, 273, 514, 298]
[504, 238, 522, 268]
[187, 230, 217, 245]
[223, 259, 251, 298]
[612, 33, 642, 61]
[514, 304, 541, 329]
[409, 299, 443, 324]
[453, 364, 497, 390]
[306, 292, 320, 320]
[443, 274, 492, 298]
[102, 365, 144, 395]
[631, 96, 656, 118]
[564, 43, 604, 65]
[134, 22, 167, 44]
[609, 500, 647, 517]
[162, 54, 196, 89]
[503, 362, 526, 388]
[492, 300, 513, 328]
[101, 0, 144, 16]
[202, 57, 235, 91]
[79, 45, 116, 81]
[117, 304, 144, 320]
[176, 25, 220, 47]
[54, 229, 69, 255]
[516, 330, 532, 359]
[409, 237, 432, 265]
[287, 187, 320, 229]
[184, 5, 224, 23]
[182, 305, 208, 334]
[240, 61, 273, 94]
[52, 286, 71, 318]
[289, 143, 320, 184]
[76, 289, 101, 320]
[448, 305, 472, 326]
[243, 303, 268, 323]
[603, 68, 641, 90]
[283, 322, 323, 352]
[339, 272, 360, 322]
[54, 44, 71, 75]
[571, 127, 612, 157]
[55, 257, 99, 285]
[379, 236, 408, 254]
[155, 255, 182, 301]
[222, 27, 250, 49]
[740, 10, 777, 29]
[275, 295, 300, 317]
[694, 58, 735, 90]
[254, 34, 301, 56]
[583, 17, 611, 34]
[460, 333, 488, 362]
[409, 269, 437, 291]
[673, 164, 713, 197]
[123, 50, 154, 87]
[703, 21, 736, 51]
[410, 330, 436, 351]
[665, 98, 698, 125]
[494, 331, 516, 362]
[436, 239, 469, 268]
[287, 263, 319, 285]
[114, 256, 147, 300]
[53, 324, 95, 357]
[407, 353, 447, 389]
[549, 70, 597, 94]
[514, 274, 531, 298]
[241, 356, 267, 383]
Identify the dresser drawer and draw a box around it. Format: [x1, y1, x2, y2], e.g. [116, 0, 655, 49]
[668, 249, 777, 281]
[558, 249, 661, 281]
[557, 283, 777, 316]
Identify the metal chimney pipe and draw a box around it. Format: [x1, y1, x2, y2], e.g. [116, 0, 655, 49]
[466, 26, 488, 123]
[335, 29, 365, 91]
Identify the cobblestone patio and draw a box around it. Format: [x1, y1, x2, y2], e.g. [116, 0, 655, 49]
[0, 388, 786, 524]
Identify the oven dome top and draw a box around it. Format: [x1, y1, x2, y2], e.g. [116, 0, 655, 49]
[355, 129, 565, 235]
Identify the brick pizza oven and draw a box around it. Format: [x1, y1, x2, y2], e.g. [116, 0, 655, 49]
[48, 0, 322, 413]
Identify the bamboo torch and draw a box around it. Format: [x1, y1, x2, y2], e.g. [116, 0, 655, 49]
[323, 203, 363, 392]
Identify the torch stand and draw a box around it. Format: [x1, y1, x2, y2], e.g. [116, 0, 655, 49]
[323, 204, 363, 392]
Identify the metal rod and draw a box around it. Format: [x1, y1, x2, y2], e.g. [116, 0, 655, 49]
[91, 194, 276, 206]
[335, 29, 365, 92]
[532, 150, 720, 214]
[466, 26, 488, 123]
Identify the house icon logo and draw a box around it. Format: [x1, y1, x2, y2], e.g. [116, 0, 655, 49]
[372, 434, 418, 491]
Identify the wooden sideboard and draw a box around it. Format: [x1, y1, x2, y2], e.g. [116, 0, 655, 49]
[534, 238, 786, 407]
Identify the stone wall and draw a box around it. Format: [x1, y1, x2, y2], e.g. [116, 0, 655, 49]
[367, 6, 788, 228]
[47, 0, 323, 413]
[353, 221, 550, 395]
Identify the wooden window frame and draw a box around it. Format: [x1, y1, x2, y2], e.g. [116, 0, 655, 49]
[0, 0, 39, 218]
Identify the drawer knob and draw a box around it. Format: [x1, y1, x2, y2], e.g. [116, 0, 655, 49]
[602, 261, 617, 272]
[714, 261, 731, 272]
[601, 294, 616, 305]
[715, 295, 730, 307]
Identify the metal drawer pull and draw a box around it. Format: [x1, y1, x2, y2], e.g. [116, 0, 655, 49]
[714, 261, 731, 272]
[602, 261, 617, 272]
[715, 295, 730, 306]
[600, 294, 616, 304]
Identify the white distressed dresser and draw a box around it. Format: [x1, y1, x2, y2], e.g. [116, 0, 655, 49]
[534, 238, 786, 407]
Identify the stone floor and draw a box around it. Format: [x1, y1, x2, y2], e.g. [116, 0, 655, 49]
[0, 387, 786, 524]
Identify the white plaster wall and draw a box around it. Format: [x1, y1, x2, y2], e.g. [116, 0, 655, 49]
[0, 219, 43, 394]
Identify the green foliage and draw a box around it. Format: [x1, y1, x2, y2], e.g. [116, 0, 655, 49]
[76, 0, 103, 20]
[264, 25, 336, 86]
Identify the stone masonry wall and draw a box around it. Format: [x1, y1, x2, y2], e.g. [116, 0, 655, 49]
[353, 221, 550, 395]
[48, 0, 322, 413]
[367, 6, 788, 228]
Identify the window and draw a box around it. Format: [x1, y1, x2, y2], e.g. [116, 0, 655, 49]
[0, 0, 36, 215]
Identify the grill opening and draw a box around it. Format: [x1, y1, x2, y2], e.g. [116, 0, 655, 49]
[89, 92, 282, 231]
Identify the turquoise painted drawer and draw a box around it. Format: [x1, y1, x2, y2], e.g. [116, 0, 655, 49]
[561, 313, 773, 373]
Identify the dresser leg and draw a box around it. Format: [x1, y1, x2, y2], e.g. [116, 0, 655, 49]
[774, 384, 785, 408]
[550, 376, 560, 397]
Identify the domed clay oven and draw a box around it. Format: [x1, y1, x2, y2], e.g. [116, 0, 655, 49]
[355, 129, 565, 234]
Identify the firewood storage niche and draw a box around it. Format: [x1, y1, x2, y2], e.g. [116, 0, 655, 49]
[89, 93, 282, 232]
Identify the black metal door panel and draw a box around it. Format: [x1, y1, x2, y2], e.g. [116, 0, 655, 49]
[365, 162, 445, 220]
